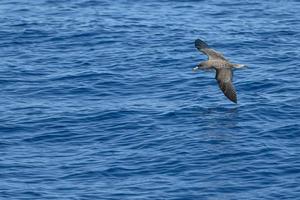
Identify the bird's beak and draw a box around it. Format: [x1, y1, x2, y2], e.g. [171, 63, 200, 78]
[192, 66, 199, 72]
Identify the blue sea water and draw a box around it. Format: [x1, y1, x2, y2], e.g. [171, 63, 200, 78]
[1, 0, 300, 199]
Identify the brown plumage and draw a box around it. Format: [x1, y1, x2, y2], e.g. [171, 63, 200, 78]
[193, 39, 245, 103]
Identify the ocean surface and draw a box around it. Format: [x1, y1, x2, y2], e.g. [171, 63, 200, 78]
[1, 0, 300, 199]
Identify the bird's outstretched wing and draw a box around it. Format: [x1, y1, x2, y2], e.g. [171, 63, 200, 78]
[195, 39, 228, 61]
[215, 68, 237, 103]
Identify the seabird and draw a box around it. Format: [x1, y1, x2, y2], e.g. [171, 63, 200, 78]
[193, 39, 246, 103]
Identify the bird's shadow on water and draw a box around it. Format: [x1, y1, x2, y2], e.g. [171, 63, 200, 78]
[186, 105, 242, 147]
[193, 105, 240, 130]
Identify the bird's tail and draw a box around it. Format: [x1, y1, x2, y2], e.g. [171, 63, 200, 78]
[233, 64, 246, 68]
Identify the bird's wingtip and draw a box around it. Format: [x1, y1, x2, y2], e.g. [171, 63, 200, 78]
[232, 97, 237, 104]
[195, 39, 209, 49]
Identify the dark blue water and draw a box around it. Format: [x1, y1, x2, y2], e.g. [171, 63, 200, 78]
[1, 0, 300, 199]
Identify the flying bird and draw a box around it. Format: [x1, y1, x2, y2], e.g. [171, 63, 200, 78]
[193, 39, 246, 103]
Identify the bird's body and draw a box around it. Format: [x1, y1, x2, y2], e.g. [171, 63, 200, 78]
[201, 60, 232, 69]
[193, 39, 246, 103]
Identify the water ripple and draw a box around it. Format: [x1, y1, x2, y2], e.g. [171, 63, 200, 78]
[1, 0, 300, 199]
